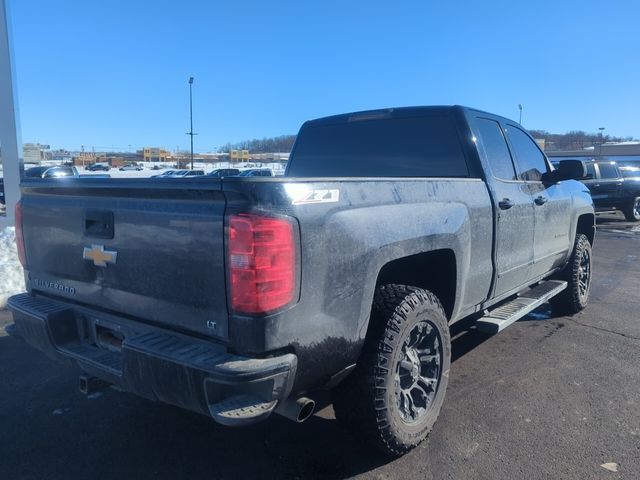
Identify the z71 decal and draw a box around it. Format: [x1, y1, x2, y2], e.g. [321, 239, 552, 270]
[292, 189, 340, 205]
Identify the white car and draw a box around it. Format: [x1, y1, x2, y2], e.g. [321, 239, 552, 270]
[119, 164, 143, 171]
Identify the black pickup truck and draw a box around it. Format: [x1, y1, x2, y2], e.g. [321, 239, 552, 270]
[582, 160, 640, 221]
[8, 106, 594, 455]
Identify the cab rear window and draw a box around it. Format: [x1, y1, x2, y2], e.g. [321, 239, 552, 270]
[287, 113, 469, 177]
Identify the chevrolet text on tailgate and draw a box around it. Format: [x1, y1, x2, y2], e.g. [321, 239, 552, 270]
[9, 106, 594, 456]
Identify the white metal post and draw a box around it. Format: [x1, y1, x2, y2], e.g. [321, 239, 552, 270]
[0, 0, 23, 228]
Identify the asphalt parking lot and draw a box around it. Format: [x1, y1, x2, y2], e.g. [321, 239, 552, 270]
[1, 213, 639, 480]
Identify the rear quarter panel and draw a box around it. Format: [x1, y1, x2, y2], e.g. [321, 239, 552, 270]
[223, 177, 493, 391]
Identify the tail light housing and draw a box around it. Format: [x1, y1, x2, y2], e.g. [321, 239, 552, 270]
[228, 213, 298, 314]
[15, 200, 27, 267]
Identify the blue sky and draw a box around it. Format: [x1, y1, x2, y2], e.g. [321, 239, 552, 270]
[9, 0, 640, 151]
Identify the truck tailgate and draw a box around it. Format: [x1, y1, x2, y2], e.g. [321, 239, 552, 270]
[19, 179, 229, 339]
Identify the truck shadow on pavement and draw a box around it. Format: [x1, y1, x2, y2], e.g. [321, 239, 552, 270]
[0, 305, 563, 480]
[0, 331, 388, 479]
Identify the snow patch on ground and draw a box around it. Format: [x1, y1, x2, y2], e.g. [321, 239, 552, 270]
[0, 226, 25, 308]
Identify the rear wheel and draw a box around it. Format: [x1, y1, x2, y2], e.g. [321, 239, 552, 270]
[550, 233, 592, 315]
[332, 284, 451, 456]
[622, 196, 640, 222]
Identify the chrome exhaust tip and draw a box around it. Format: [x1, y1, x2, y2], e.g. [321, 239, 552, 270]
[275, 396, 316, 423]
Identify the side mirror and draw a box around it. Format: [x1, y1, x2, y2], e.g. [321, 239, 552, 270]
[543, 159, 586, 183]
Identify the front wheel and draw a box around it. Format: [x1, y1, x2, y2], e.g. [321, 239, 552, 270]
[623, 196, 640, 222]
[550, 233, 592, 315]
[332, 284, 451, 456]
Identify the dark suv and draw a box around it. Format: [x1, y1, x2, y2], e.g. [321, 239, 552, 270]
[237, 168, 272, 177]
[208, 168, 240, 177]
[24, 166, 79, 179]
[582, 160, 640, 221]
[85, 163, 110, 171]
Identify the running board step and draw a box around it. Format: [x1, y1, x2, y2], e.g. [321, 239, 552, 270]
[209, 394, 277, 426]
[475, 280, 567, 334]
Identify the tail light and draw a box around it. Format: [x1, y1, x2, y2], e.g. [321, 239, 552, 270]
[15, 200, 26, 267]
[228, 213, 297, 314]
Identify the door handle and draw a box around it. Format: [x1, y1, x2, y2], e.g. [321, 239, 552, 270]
[534, 196, 548, 206]
[498, 198, 515, 210]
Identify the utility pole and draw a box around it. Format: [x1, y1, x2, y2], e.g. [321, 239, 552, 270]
[598, 127, 605, 157]
[186, 76, 196, 170]
[518, 104, 523, 125]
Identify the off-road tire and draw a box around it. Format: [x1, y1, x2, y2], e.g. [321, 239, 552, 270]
[550, 233, 592, 315]
[332, 284, 451, 456]
[622, 196, 640, 222]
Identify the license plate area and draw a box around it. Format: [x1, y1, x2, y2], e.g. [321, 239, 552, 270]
[95, 325, 124, 352]
[53, 315, 126, 377]
[86, 316, 140, 353]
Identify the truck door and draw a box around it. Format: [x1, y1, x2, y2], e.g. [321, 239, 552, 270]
[502, 124, 573, 278]
[473, 117, 535, 298]
[581, 161, 600, 204]
[593, 162, 623, 209]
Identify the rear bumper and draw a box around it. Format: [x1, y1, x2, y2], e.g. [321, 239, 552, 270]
[7, 293, 297, 426]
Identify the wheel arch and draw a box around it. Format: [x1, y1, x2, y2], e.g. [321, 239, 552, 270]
[373, 249, 457, 320]
[576, 213, 595, 246]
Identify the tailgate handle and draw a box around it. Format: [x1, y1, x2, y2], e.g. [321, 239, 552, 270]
[84, 210, 114, 239]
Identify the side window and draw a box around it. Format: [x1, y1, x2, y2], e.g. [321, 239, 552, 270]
[475, 118, 517, 180]
[597, 163, 619, 179]
[585, 163, 596, 179]
[504, 125, 548, 181]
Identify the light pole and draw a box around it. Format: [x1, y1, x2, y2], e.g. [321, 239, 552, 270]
[187, 76, 196, 170]
[598, 127, 605, 157]
[518, 104, 523, 125]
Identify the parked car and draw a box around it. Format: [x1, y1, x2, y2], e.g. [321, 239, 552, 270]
[24, 165, 79, 179]
[168, 169, 205, 177]
[9, 106, 593, 456]
[208, 168, 240, 177]
[85, 163, 110, 171]
[237, 168, 273, 177]
[151, 170, 176, 178]
[580, 161, 640, 221]
[119, 164, 143, 171]
[0, 178, 4, 205]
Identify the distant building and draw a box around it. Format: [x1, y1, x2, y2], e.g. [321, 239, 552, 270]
[95, 152, 140, 167]
[546, 142, 640, 166]
[249, 152, 290, 162]
[51, 149, 73, 163]
[197, 153, 221, 162]
[23, 143, 52, 164]
[138, 147, 170, 163]
[230, 150, 250, 161]
[73, 152, 97, 166]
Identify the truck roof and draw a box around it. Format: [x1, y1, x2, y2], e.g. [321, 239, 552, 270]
[302, 105, 514, 128]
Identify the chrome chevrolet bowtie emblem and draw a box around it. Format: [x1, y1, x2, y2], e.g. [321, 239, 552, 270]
[83, 244, 117, 267]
